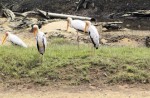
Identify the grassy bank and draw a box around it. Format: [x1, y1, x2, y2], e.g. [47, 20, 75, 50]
[0, 39, 150, 86]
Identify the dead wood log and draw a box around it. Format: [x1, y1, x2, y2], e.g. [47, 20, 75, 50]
[94, 22, 123, 26]
[36, 9, 94, 21]
[76, 0, 85, 11]
[103, 23, 122, 30]
[37, 19, 61, 25]
[2, 8, 15, 21]
[14, 11, 39, 17]
[76, 0, 91, 11]
[130, 10, 150, 17]
[122, 10, 150, 18]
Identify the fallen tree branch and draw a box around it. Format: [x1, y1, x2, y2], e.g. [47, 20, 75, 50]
[2, 8, 15, 21]
[122, 10, 150, 18]
[14, 11, 39, 17]
[36, 9, 94, 21]
[76, 0, 85, 11]
[103, 23, 122, 30]
[94, 22, 123, 26]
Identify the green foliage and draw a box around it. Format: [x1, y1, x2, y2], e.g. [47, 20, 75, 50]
[0, 39, 150, 85]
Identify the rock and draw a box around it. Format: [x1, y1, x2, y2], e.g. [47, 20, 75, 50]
[0, 27, 4, 31]
[49, 32, 65, 38]
[145, 36, 150, 47]
[101, 39, 108, 44]
[103, 23, 122, 30]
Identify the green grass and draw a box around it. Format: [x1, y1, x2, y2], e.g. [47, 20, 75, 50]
[0, 38, 150, 85]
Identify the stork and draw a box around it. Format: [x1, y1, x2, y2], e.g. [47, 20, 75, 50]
[84, 21, 100, 53]
[66, 17, 86, 48]
[2, 32, 27, 48]
[32, 24, 47, 55]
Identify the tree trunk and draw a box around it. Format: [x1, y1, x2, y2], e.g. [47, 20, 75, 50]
[2, 8, 15, 21]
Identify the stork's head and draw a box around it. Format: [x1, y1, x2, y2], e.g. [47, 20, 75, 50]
[66, 17, 72, 31]
[2, 32, 10, 44]
[32, 25, 39, 36]
[84, 21, 91, 33]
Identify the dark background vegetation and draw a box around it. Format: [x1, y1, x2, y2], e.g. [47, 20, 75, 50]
[1, 0, 150, 16]
[0, 0, 150, 29]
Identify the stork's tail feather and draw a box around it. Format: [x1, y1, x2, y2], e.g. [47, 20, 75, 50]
[40, 53, 43, 55]
[94, 44, 99, 49]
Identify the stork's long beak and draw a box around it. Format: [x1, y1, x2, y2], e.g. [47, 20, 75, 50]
[66, 21, 69, 31]
[84, 24, 88, 33]
[2, 35, 7, 44]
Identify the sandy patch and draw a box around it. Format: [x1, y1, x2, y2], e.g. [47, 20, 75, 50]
[118, 38, 139, 47]
[41, 20, 76, 33]
[0, 87, 150, 98]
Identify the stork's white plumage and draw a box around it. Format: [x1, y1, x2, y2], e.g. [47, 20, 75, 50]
[67, 17, 87, 48]
[67, 17, 86, 32]
[84, 21, 100, 49]
[33, 25, 47, 55]
[2, 32, 27, 48]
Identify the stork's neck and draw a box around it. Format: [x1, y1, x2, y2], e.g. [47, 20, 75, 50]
[36, 28, 41, 34]
[37, 30, 44, 35]
[69, 19, 72, 25]
[8, 33, 12, 37]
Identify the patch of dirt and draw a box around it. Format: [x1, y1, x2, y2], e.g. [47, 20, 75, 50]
[41, 20, 71, 32]
[101, 29, 150, 47]
[40, 20, 150, 47]
[0, 84, 150, 98]
[105, 37, 143, 47]
[118, 38, 139, 47]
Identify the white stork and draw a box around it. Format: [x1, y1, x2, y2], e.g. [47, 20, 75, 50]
[32, 24, 47, 55]
[2, 32, 27, 48]
[84, 21, 100, 50]
[66, 17, 86, 48]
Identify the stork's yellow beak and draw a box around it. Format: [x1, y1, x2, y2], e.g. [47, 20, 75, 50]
[84, 24, 88, 33]
[2, 35, 7, 44]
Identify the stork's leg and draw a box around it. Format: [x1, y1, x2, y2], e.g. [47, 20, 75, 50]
[89, 37, 93, 56]
[87, 35, 90, 55]
[40, 54, 42, 63]
[39, 54, 44, 64]
[87, 36, 90, 50]
[42, 55, 44, 63]
[77, 31, 79, 49]
[89, 43, 93, 56]
[90, 43, 96, 56]
[93, 46, 96, 56]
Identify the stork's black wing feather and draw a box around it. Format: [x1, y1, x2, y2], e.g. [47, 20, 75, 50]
[89, 32, 96, 48]
[37, 41, 40, 52]
[42, 35, 45, 53]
